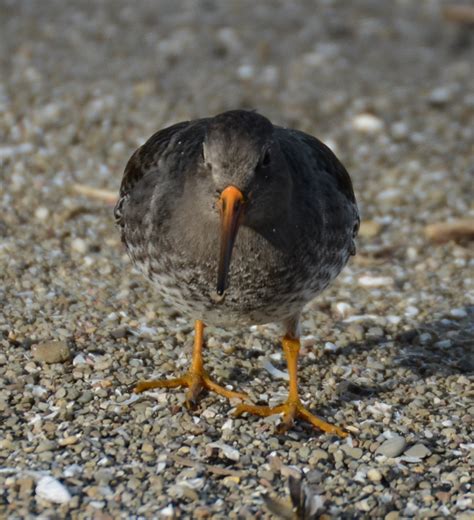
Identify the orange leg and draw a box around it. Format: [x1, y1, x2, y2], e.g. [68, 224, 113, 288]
[234, 336, 347, 437]
[134, 320, 247, 407]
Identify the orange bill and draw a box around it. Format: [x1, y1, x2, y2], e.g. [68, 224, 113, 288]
[216, 186, 245, 296]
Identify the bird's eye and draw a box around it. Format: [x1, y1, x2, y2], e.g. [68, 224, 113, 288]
[260, 149, 271, 168]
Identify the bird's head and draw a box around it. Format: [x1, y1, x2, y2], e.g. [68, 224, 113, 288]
[200, 110, 292, 297]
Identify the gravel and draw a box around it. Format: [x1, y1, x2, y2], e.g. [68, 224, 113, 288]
[1, 1, 473, 518]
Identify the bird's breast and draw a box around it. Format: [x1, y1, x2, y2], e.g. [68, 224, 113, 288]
[126, 222, 351, 327]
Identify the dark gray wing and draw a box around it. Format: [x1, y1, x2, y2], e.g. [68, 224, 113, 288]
[114, 120, 191, 226]
[276, 127, 357, 204]
[276, 127, 359, 241]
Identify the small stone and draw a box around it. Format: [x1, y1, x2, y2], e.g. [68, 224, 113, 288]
[342, 446, 363, 459]
[419, 333, 432, 345]
[206, 442, 240, 462]
[335, 302, 352, 318]
[385, 512, 400, 520]
[72, 354, 87, 366]
[35, 207, 50, 220]
[310, 448, 328, 463]
[391, 121, 409, 139]
[298, 446, 310, 461]
[36, 476, 71, 504]
[352, 113, 384, 134]
[404, 444, 431, 459]
[78, 391, 93, 404]
[435, 339, 452, 349]
[142, 441, 154, 454]
[32, 340, 71, 364]
[367, 469, 382, 482]
[59, 435, 79, 446]
[237, 64, 254, 79]
[347, 324, 365, 341]
[201, 408, 216, 419]
[449, 308, 467, 319]
[0, 439, 13, 450]
[36, 440, 56, 453]
[428, 86, 452, 106]
[358, 220, 382, 238]
[110, 327, 129, 339]
[18, 476, 35, 499]
[376, 435, 406, 457]
[355, 498, 373, 512]
[324, 341, 339, 352]
[359, 275, 394, 288]
[405, 306, 419, 318]
[377, 188, 402, 202]
[222, 476, 240, 487]
[94, 469, 113, 484]
[71, 237, 88, 254]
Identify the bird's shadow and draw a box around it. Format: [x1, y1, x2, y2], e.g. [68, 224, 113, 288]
[338, 304, 474, 378]
[227, 305, 473, 439]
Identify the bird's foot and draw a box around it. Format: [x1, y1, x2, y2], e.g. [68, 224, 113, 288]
[234, 398, 348, 437]
[134, 371, 247, 409]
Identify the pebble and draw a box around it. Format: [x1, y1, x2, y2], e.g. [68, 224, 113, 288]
[18, 477, 35, 500]
[367, 469, 382, 482]
[35, 476, 71, 504]
[342, 446, 363, 459]
[335, 302, 352, 318]
[352, 113, 384, 133]
[428, 86, 453, 106]
[310, 449, 329, 463]
[34, 207, 50, 220]
[142, 442, 154, 454]
[71, 237, 87, 254]
[324, 341, 339, 352]
[358, 220, 382, 238]
[359, 275, 394, 287]
[376, 435, 407, 458]
[376, 188, 402, 202]
[404, 444, 431, 460]
[391, 121, 409, 139]
[419, 333, 432, 345]
[36, 440, 56, 453]
[404, 306, 419, 318]
[449, 308, 467, 319]
[31, 340, 71, 364]
[435, 339, 452, 349]
[78, 390, 94, 404]
[206, 442, 240, 462]
[59, 435, 79, 446]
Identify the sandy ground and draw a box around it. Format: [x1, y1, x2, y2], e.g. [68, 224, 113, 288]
[0, 1, 473, 518]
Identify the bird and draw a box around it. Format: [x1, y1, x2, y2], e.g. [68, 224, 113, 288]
[114, 109, 359, 436]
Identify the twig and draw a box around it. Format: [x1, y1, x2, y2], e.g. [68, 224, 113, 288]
[169, 454, 246, 478]
[443, 5, 474, 24]
[424, 218, 474, 244]
[71, 183, 118, 204]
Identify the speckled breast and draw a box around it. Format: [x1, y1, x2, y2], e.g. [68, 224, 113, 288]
[126, 226, 351, 327]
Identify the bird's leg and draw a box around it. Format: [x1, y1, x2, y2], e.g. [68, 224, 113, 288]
[234, 336, 347, 437]
[134, 320, 247, 407]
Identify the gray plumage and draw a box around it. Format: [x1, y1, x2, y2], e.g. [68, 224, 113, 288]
[115, 110, 359, 333]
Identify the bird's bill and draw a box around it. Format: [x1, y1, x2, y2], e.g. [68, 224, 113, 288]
[216, 186, 245, 296]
